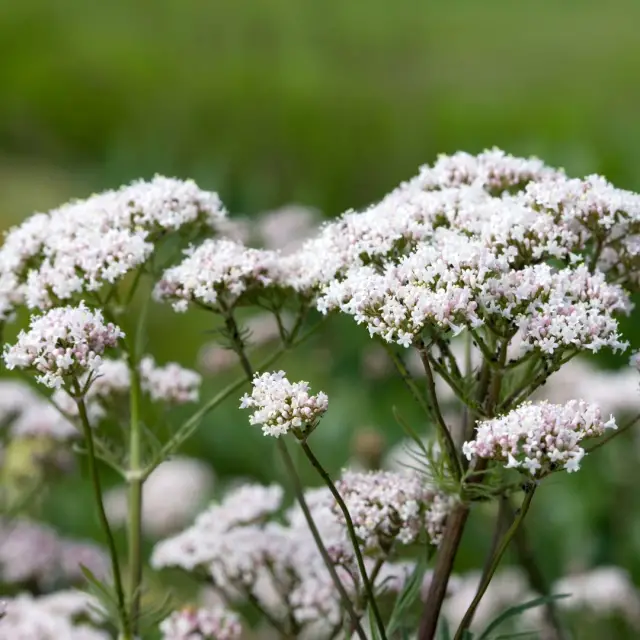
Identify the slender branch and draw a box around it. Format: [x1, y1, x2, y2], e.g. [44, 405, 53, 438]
[144, 321, 323, 478]
[223, 310, 367, 638]
[383, 343, 434, 420]
[300, 441, 387, 640]
[453, 485, 537, 639]
[279, 439, 367, 639]
[417, 346, 463, 482]
[74, 386, 128, 635]
[245, 588, 294, 638]
[420, 344, 503, 639]
[418, 505, 470, 639]
[506, 500, 566, 640]
[126, 358, 143, 632]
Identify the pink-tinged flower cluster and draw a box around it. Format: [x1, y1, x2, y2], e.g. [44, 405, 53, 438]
[153, 238, 282, 312]
[140, 355, 202, 404]
[631, 352, 640, 372]
[0, 176, 226, 316]
[0, 519, 109, 589]
[159, 607, 242, 640]
[463, 400, 617, 475]
[412, 148, 564, 193]
[319, 229, 629, 352]
[334, 470, 454, 551]
[0, 591, 108, 640]
[240, 371, 328, 438]
[3, 302, 123, 389]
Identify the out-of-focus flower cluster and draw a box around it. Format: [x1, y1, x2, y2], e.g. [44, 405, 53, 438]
[240, 371, 328, 438]
[52, 355, 201, 424]
[159, 606, 242, 640]
[0, 519, 108, 590]
[463, 400, 616, 475]
[3, 302, 123, 390]
[334, 469, 454, 551]
[152, 474, 452, 636]
[105, 457, 214, 537]
[0, 176, 225, 319]
[0, 590, 107, 640]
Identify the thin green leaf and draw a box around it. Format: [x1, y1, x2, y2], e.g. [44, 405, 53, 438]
[490, 631, 540, 639]
[392, 406, 430, 458]
[438, 616, 452, 640]
[386, 554, 430, 636]
[478, 593, 570, 640]
[368, 608, 383, 640]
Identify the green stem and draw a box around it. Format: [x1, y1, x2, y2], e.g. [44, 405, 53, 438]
[74, 388, 128, 635]
[126, 358, 143, 634]
[453, 485, 537, 639]
[223, 311, 367, 638]
[144, 321, 323, 478]
[417, 345, 463, 482]
[279, 440, 367, 640]
[300, 442, 388, 640]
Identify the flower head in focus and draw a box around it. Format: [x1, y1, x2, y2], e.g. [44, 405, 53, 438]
[3, 302, 123, 389]
[239, 371, 328, 439]
[463, 400, 617, 475]
[159, 606, 242, 640]
[0, 176, 226, 317]
[154, 239, 283, 313]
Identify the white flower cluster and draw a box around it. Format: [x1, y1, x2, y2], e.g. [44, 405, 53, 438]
[153, 483, 349, 635]
[154, 239, 282, 312]
[105, 457, 214, 537]
[463, 400, 617, 475]
[3, 302, 123, 389]
[254, 150, 636, 362]
[631, 351, 640, 372]
[151, 483, 284, 571]
[52, 355, 201, 423]
[0, 176, 225, 317]
[0, 591, 107, 640]
[334, 470, 454, 551]
[317, 226, 629, 352]
[240, 371, 329, 438]
[0, 519, 108, 589]
[551, 566, 640, 625]
[159, 606, 242, 640]
[256, 204, 319, 253]
[140, 356, 202, 404]
[152, 476, 453, 636]
[0, 380, 76, 440]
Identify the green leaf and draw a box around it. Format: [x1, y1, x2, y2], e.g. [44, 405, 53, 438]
[438, 616, 452, 640]
[392, 406, 430, 459]
[79, 564, 122, 625]
[386, 553, 430, 636]
[477, 593, 570, 640]
[368, 608, 383, 640]
[490, 632, 540, 639]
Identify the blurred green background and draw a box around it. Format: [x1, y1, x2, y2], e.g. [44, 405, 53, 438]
[2, 0, 640, 636]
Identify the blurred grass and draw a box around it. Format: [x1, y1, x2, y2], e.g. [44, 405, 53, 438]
[2, 1, 640, 634]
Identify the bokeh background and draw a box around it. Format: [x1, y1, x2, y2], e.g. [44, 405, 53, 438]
[2, 1, 640, 637]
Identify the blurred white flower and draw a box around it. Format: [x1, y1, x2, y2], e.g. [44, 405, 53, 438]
[105, 456, 214, 537]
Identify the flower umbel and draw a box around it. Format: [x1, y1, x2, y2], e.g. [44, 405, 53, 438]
[239, 370, 328, 438]
[3, 302, 123, 389]
[463, 400, 617, 475]
[159, 606, 242, 640]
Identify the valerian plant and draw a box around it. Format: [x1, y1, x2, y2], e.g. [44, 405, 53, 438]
[0, 150, 639, 639]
